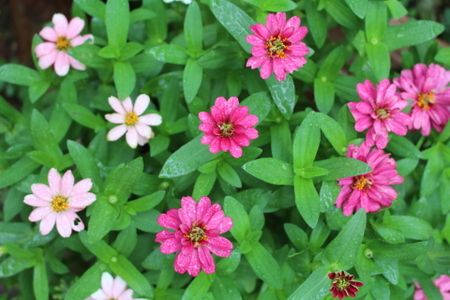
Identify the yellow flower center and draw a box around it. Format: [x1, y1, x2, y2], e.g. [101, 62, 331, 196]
[352, 176, 373, 191]
[218, 122, 234, 137]
[266, 36, 288, 58]
[335, 278, 351, 290]
[51, 195, 69, 213]
[376, 108, 390, 120]
[185, 225, 207, 247]
[56, 37, 70, 51]
[125, 112, 139, 126]
[417, 92, 435, 110]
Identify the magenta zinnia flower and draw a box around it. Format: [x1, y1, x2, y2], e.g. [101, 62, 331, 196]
[336, 143, 403, 216]
[246, 12, 309, 81]
[87, 272, 145, 300]
[348, 79, 410, 149]
[155, 196, 233, 277]
[35, 13, 93, 76]
[394, 63, 450, 136]
[24, 168, 96, 238]
[328, 271, 363, 300]
[198, 96, 258, 158]
[414, 275, 450, 300]
[106, 95, 162, 149]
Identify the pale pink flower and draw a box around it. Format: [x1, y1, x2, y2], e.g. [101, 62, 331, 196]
[394, 63, 450, 136]
[336, 143, 403, 216]
[105, 95, 162, 149]
[24, 168, 96, 238]
[246, 12, 309, 81]
[86, 272, 145, 300]
[35, 13, 93, 76]
[155, 196, 233, 277]
[414, 275, 450, 300]
[348, 79, 411, 149]
[198, 96, 258, 158]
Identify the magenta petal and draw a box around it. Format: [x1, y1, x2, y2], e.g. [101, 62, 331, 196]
[198, 247, 215, 274]
[206, 236, 233, 257]
[179, 196, 197, 225]
[157, 209, 181, 230]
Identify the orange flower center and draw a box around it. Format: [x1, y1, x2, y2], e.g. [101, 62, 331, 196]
[266, 36, 288, 58]
[352, 176, 373, 191]
[185, 225, 207, 247]
[125, 112, 139, 126]
[51, 195, 69, 212]
[417, 92, 435, 110]
[376, 108, 390, 120]
[56, 36, 70, 51]
[218, 122, 234, 137]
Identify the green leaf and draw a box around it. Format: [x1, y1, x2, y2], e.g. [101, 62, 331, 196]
[287, 266, 330, 300]
[296, 166, 329, 179]
[65, 263, 106, 300]
[0, 256, 35, 278]
[30, 110, 62, 160]
[184, 1, 203, 54]
[0, 64, 40, 86]
[435, 47, 450, 66]
[385, 0, 407, 18]
[317, 46, 348, 81]
[323, 0, 359, 29]
[245, 242, 283, 289]
[193, 173, 217, 200]
[75, 0, 105, 20]
[110, 256, 153, 296]
[315, 157, 371, 180]
[242, 158, 293, 185]
[305, 0, 327, 47]
[345, 0, 368, 18]
[62, 102, 106, 131]
[160, 136, 215, 178]
[293, 113, 320, 169]
[125, 191, 166, 213]
[119, 42, 144, 61]
[367, 241, 428, 260]
[366, 42, 390, 81]
[69, 45, 108, 69]
[217, 162, 242, 188]
[182, 273, 214, 300]
[315, 112, 347, 154]
[105, 0, 130, 48]
[210, 0, 254, 53]
[88, 199, 120, 241]
[259, 0, 297, 12]
[0, 95, 21, 122]
[266, 75, 296, 119]
[384, 215, 432, 241]
[387, 135, 422, 158]
[324, 210, 367, 270]
[67, 140, 102, 188]
[113, 226, 137, 257]
[270, 121, 292, 162]
[33, 261, 48, 300]
[0, 157, 39, 189]
[240, 92, 272, 122]
[0, 222, 32, 244]
[113, 61, 136, 99]
[130, 7, 155, 23]
[224, 196, 250, 242]
[294, 177, 320, 228]
[314, 79, 335, 114]
[383, 20, 444, 51]
[284, 223, 308, 249]
[29, 80, 51, 103]
[365, 1, 387, 41]
[183, 59, 203, 104]
[148, 44, 188, 64]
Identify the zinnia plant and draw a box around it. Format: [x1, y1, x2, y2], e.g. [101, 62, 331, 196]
[0, 0, 449, 299]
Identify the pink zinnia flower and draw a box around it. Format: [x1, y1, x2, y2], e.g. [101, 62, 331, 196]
[198, 96, 258, 158]
[246, 12, 309, 81]
[87, 272, 145, 300]
[348, 79, 411, 149]
[336, 143, 403, 216]
[155, 196, 233, 277]
[328, 271, 364, 300]
[414, 275, 450, 300]
[24, 168, 96, 238]
[105, 94, 162, 149]
[394, 63, 450, 136]
[35, 13, 93, 76]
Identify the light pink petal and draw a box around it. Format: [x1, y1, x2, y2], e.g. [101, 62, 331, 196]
[229, 143, 243, 158]
[31, 184, 53, 201]
[39, 214, 56, 235]
[135, 123, 152, 139]
[178, 196, 197, 225]
[101, 273, 114, 296]
[68, 57, 86, 70]
[112, 276, 127, 298]
[60, 170, 74, 197]
[108, 96, 126, 114]
[206, 236, 233, 257]
[107, 125, 127, 141]
[89, 289, 107, 300]
[39, 27, 57, 42]
[35, 42, 56, 58]
[38, 51, 58, 70]
[137, 133, 150, 145]
[24, 195, 49, 207]
[125, 127, 138, 148]
[66, 17, 85, 39]
[29, 207, 52, 222]
[48, 168, 61, 194]
[71, 178, 93, 196]
[157, 209, 181, 230]
[198, 247, 215, 274]
[105, 113, 125, 124]
[71, 215, 85, 232]
[117, 289, 133, 300]
[122, 97, 133, 112]
[70, 34, 94, 47]
[139, 113, 162, 126]
[54, 51, 70, 76]
[56, 213, 73, 238]
[134, 94, 150, 115]
[70, 192, 96, 209]
[52, 13, 69, 36]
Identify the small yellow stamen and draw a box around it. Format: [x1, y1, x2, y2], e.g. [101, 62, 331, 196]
[417, 92, 435, 110]
[335, 278, 351, 290]
[51, 195, 69, 213]
[185, 225, 207, 247]
[218, 123, 234, 137]
[376, 108, 390, 120]
[56, 37, 70, 51]
[125, 112, 139, 126]
[266, 36, 288, 58]
[352, 176, 373, 191]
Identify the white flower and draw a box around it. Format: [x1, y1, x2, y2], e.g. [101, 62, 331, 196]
[163, 0, 192, 4]
[105, 94, 162, 149]
[86, 272, 147, 300]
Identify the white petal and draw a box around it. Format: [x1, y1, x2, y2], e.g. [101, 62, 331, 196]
[135, 123, 151, 139]
[107, 125, 127, 141]
[105, 113, 125, 124]
[139, 114, 162, 126]
[122, 97, 133, 112]
[134, 94, 150, 115]
[125, 127, 138, 148]
[108, 96, 126, 114]
[101, 273, 114, 296]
